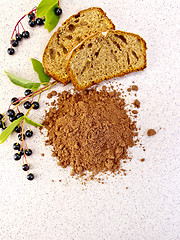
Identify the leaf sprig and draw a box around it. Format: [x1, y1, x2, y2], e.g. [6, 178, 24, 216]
[37, 0, 61, 32]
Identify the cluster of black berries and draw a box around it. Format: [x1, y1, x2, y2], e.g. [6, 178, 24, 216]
[28, 12, 45, 28]
[0, 89, 40, 180]
[7, 11, 45, 55]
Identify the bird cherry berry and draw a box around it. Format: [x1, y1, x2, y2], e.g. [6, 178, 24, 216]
[7, 109, 15, 117]
[25, 149, 32, 156]
[24, 89, 33, 96]
[16, 33, 22, 41]
[14, 153, 21, 161]
[13, 142, 20, 151]
[0, 114, 3, 120]
[24, 101, 32, 109]
[11, 97, 19, 105]
[9, 115, 17, 122]
[14, 126, 21, 133]
[22, 31, 30, 38]
[36, 18, 43, 25]
[25, 130, 33, 138]
[27, 173, 34, 180]
[32, 101, 39, 109]
[29, 20, 36, 27]
[11, 39, 18, 47]
[7, 48, 15, 55]
[18, 134, 25, 141]
[55, 7, 62, 16]
[28, 12, 35, 20]
[16, 112, 24, 119]
[22, 164, 29, 171]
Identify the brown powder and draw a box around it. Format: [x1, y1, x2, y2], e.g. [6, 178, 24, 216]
[147, 129, 156, 136]
[131, 85, 138, 91]
[43, 89, 138, 178]
[133, 99, 140, 108]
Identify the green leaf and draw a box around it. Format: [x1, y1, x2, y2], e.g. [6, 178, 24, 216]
[31, 58, 50, 85]
[25, 116, 44, 127]
[37, 0, 58, 18]
[0, 116, 24, 144]
[5, 71, 41, 90]
[45, 2, 60, 32]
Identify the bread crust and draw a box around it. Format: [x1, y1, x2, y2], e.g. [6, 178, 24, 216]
[42, 7, 115, 84]
[67, 30, 147, 90]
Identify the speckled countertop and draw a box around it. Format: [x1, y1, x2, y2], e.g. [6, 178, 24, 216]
[0, 0, 179, 239]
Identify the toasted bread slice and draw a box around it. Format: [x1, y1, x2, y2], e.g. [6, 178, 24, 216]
[67, 30, 147, 90]
[42, 7, 115, 84]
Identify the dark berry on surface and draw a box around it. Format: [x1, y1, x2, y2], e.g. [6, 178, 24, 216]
[19, 148, 24, 156]
[7, 109, 15, 117]
[13, 142, 20, 151]
[9, 115, 17, 122]
[14, 153, 21, 161]
[22, 164, 29, 171]
[24, 101, 32, 109]
[14, 126, 21, 133]
[22, 31, 30, 38]
[24, 89, 32, 96]
[36, 18, 43, 25]
[16, 33, 22, 41]
[11, 39, 18, 47]
[27, 173, 34, 180]
[18, 134, 25, 141]
[11, 97, 19, 105]
[42, 19, 45, 24]
[25, 130, 33, 138]
[7, 48, 14, 55]
[28, 20, 36, 27]
[0, 114, 3, 120]
[25, 149, 32, 156]
[28, 12, 35, 20]
[32, 101, 39, 109]
[16, 112, 24, 119]
[55, 7, 62, 16]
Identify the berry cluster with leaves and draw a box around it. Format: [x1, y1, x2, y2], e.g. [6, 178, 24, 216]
[1, 59, 57, 180]
[8, 0, 62, 55]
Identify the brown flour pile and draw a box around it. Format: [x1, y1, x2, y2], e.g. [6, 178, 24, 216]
[43, 88, 138, 178]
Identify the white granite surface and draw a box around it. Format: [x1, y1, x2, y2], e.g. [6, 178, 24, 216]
[0, 0, 180, 239]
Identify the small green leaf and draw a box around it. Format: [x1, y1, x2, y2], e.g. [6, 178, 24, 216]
[37, 0, 58, 18]
[5, 71, 41, 90]
[45, 2, 60, 32]
[31, 58, 50, 85]
[0, 116, 24, 144]
[25, 116, 44, 127]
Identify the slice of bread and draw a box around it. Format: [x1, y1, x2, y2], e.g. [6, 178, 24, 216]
[42, 7, 115, 84]
[67, 30, 147, 90]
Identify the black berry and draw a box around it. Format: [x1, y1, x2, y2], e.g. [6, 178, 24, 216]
[0, 114, 3, 120]
[16, 112, 24, 119]
[13, 142, 20, 151]
[11, 39, 18, 47]
[42, 19, 45, 24]
[25, 130, 33, 138]
[29, 20, 36, 27]
[14, 153, 21, 161]
[36, 18, 43, 25]
[32, 101, 39, 109]
[27, 173, 34, 180]
[11, 97, 19, 105]
[14, 126, 21, 133]
[18, 134, 25, 141]
[25, 149, 32, 156]
[55, 7, 62, 16]
[28, 12, 35, 20]
[7, 48, 15, 55]
[16, 33, 22, 41]
[24, 101, 32, 109]
[9, 115, 17, 122]
[22, 164, 29, 171]
[19, 148, 24, 156]
[22, 31, 30, 38]
[24, 89, 32, 96]
[7, 109, 15, 117]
